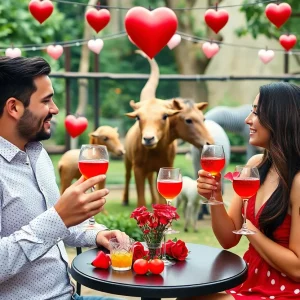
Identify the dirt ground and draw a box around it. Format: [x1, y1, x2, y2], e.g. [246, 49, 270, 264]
[67, 183, 234, 299]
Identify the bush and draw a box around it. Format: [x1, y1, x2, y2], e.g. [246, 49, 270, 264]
[95, 213, 144, 242]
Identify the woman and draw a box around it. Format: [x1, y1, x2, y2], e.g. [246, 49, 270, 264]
[195, 82, 300, 299]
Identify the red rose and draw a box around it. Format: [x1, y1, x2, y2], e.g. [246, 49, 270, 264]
[165, 239, 175, 257]
[132, 242, 147, 262]
[170, 240, 188, 261]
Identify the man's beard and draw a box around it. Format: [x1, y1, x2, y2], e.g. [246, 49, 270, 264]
[17, 108, 52, 142]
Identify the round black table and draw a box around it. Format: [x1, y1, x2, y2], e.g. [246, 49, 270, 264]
[70, 243, 247, 300]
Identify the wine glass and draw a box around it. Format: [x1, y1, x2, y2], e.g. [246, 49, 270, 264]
[78, 144, 109, 230]
[232, 165, 260, 235]
[157, 167, 182, 266]
[200, 145, 225, 205]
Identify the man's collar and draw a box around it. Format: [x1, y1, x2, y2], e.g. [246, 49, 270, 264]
[0, 136, 42, 162]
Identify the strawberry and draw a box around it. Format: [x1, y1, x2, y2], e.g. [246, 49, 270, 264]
[91, 251, 111, 269]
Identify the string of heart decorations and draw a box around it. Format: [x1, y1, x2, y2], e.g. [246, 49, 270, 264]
[2, 0, 298, 66]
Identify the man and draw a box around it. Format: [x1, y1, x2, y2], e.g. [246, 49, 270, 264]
[0, 56, 126, 299]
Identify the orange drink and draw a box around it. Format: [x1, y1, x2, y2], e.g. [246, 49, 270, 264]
[111, 251, 133, 270]
[109, 238, 135, 271]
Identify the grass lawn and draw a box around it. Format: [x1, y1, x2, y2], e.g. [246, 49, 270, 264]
[50, 153, 248, 257]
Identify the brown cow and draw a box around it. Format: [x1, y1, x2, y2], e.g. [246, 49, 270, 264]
[123, 98, 182, 207]
[58, 126, 124, 194]
[122, 51, 214, 207]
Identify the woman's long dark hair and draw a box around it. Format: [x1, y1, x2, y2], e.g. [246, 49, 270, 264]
[256, 82, 300, 240]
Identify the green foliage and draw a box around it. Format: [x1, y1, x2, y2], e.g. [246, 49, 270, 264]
[95, 213, 144, 241]
[0, 1, 65, 47]
[238, 0, 300, 47]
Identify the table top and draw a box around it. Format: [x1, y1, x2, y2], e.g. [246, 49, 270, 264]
[70, 243, 247, 299]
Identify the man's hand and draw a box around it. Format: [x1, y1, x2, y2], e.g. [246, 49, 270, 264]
[96, 230, 130, 249]
[54, 175, 108, 227]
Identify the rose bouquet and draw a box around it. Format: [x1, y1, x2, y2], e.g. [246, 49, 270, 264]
[130, 204, 180, 258]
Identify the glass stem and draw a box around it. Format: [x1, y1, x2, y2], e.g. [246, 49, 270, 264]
[242, 199, 248, 229]
[89, 186, 96, 227]
[210, 175, 216, 200]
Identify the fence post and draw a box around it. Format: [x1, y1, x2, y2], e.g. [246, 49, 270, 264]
[64, 47, 71, 151]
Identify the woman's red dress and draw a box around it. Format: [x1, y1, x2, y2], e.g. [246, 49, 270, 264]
[226, 196, 300, 299]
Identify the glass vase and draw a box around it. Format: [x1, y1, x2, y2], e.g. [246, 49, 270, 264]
[145, 242, 162, 260]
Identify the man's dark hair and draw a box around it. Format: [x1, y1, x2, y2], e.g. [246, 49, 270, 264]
[0, 56, 51, 117]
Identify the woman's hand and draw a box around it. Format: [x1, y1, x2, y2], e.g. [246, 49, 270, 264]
[197, 170, 222, 199]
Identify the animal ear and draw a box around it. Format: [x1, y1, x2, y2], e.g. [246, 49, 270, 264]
[114, 127, 119, 132]
[89, 132, 99, 144]
[125, 111, 138, 119]
[171, 98, 184, 110]
[166, 109, 181, 116]
[196, 102, 208, 111]
[129, 100, 141, 110]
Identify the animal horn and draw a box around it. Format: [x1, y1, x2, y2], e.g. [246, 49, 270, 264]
[135, 50, 160, 102]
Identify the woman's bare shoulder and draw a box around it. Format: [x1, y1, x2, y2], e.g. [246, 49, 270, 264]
[246, 154, 263, 167]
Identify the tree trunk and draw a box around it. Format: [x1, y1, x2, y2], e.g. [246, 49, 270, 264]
[164, 0, 223, 104]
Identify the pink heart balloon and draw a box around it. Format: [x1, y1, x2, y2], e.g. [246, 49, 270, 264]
[202, 42, 219, 58]
[47, 45, 64, 60]
[5, 47, 22, 58]
[87, 39, 104, 54]
[258, 49, 275, 64]
[65, 115, 88, 138]
[167, 34, 181, 50]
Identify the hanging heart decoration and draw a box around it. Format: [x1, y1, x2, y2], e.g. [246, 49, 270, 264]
[124, 6, 178, 59]
[202, 42, 220, 58]
[28, 0, 54, 24]
[258, 49, 275, 64]
[88, 39, 104, 54]
[65, 115, 88, 138]
[204, 8, 229, 34]
[265, 3, 292, 29]
[85, 7, 111, 33]
[46, 45, 64, 60]
[128, 35, 137, 46]
[5, 47, 22, 58]
[279, 34, 297, 52]
[167, 34, 182, 50]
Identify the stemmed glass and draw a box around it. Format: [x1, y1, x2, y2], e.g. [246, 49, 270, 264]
[200, 145, 225, 205]
[157, 167, 182, 265]
[232, 165, 260, 235]
[78, 144, 109, 230]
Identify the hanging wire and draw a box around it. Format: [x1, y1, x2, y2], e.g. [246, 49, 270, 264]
[50, 0, 276, 10]
[0, 31, 127, 51]
[178, 31, 300, 54]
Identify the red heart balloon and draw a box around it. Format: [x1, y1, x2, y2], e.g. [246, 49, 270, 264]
[65, 115, 88, 138]
[124, 7, 178, 59]
[265, 3, 291, 29]
[279, 34, 297, 52]
[204, 9, 229, 34]
[28, 0, 54, 24]
[85, 8, 110, 33]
